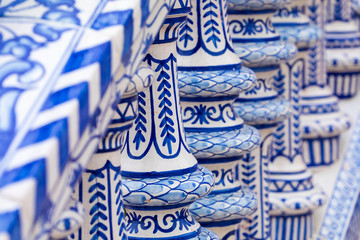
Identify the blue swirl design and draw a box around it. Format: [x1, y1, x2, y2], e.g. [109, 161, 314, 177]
[230, 18, 276, 36]
[126, 208, 196, 234]
[183, 103, 235, 125]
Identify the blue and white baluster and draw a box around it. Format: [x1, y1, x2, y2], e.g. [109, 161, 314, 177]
[267, 1, 327, 239]
[69, 63, 154, 240]
[177, 0, 260, 239]
[325, 0, 360, 98]
[120, 1, 219, 239]
[226, 0, 297, 239]
[300, 0, 351, 167]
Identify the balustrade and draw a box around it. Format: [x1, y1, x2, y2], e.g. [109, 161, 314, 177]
[177, 0, 260, 238]
[0, 1, 359, 240]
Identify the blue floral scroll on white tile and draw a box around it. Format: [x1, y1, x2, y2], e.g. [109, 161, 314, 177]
[0, 0, 174, 239]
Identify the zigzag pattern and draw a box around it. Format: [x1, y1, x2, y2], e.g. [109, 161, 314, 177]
[0, 0, 176, 239]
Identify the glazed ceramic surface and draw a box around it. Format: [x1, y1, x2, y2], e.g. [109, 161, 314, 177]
[177, 0, 260, 238]
[227, 0, 296, 239]
[0, 0, 176, 239]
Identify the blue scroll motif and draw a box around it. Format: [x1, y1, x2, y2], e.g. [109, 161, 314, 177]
[126, 208, 196, 234]
[183, 103, 235, 125]
[229, 17, 276, 36]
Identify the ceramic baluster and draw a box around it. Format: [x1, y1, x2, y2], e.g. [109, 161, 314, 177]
[266, 1, 327, 239]
[299, 0, 351, 167]
[119, 1, 219, 239]
[325, 0, 360, 98]
[176, 0, 261, 238]
[226, 0, 297, 239]
[69, 62, 154, 240]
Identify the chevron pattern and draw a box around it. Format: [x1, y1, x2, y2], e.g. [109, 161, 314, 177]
[0, 0, 175, 239]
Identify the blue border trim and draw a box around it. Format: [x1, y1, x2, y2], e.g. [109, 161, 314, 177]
[121, 164, 198, 178]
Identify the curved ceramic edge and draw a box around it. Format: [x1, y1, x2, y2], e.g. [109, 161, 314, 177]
[233, 41, 298, 67]
[197, 227, 220, 240]
[301, 112, 351, 138]
[122, 166, 214, 207]
[50, 199, 85, 239]
[228, 0, 288, 11]
[233, 98, 291, 126]
[276, 25, 322, 50]
[190, 188, 257, 222]
[178, 67, 256, 97]
[124, 62, 154, 97]
[185, 125, 261, 159]
[268, 186, 326, 216]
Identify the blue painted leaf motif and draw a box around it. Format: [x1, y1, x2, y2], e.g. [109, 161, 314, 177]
[202, 0, 221, 48]
[133, 92, 147, 150]
[153, 54, 176, 153]
[178, 13, 194, 48]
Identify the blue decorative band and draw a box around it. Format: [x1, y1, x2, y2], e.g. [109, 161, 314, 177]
[269, 170, 307, 175]
[209, 186, 242, 195]
[125, 202, 190, 211]
[128, 228, 201, 240]
[232, 36, 281, 43]
[252, 122, 279, 129]
[250, 65, 280, 72]
[273, 22, 310, 27]
[197, 156, 242, 164]
[235, 95, 277, 102]
[199, 219, 241, 227]
[121, 164, 198, 178]
[228, 9, 276, 15]
[153, 38, 177, 44]
[185, 125, 243, 132]
[163, 16, 188, 24]
[178, 64, 241, 72]
[181, 96, 237, 102]
[119, 95, 138, 104]
[169, 7, 192, 15]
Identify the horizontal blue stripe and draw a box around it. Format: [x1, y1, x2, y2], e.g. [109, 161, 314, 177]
[121, 164, 198, 178]
[228, 9, 276, 14]
[200, 219, 242, 227]
[124, 202, 189, 210]
[209, 186, 242, 195]
[232, 36, 280, 43]
[185, 125, 243, 132]
[197, 156, 242, 164]
[178, 64, 241, 71]
[128, 228, 200, 240]
[181, 96, 236, 102]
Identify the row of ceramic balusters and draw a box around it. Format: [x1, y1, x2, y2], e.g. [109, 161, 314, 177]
[49, 0, 359, 239]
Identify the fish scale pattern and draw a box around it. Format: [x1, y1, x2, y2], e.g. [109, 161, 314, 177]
[190, 188, 257, 222]
[122, 166, 215, 206]
[185, 125, 261, 159]
[178, 67, 256, 97]
[232, 42, 298, 67]
[233, 99, 290, 125]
